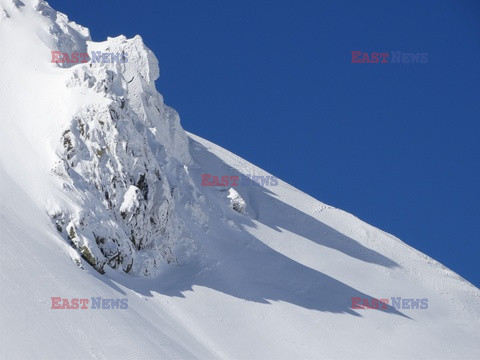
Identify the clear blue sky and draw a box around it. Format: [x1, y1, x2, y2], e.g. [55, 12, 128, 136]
[48, 0, 480, 286]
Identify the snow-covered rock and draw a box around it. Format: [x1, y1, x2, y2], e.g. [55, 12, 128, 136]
[227, 187, 246, 213]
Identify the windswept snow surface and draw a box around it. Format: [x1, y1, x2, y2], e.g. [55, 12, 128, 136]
[0, 1, 479, 359]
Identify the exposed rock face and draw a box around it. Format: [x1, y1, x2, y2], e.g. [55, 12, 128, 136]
[41, 3, 200, 276]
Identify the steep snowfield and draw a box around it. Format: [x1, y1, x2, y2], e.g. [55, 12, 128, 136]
[0, 1, 479, 359]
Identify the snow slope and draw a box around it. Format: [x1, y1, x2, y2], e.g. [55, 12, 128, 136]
[0, 1, 479, 359]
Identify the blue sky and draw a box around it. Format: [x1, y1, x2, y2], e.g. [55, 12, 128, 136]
[48, 0, 480, 286]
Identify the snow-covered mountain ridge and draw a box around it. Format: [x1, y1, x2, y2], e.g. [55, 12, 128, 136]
[0, 1, 479, 359]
